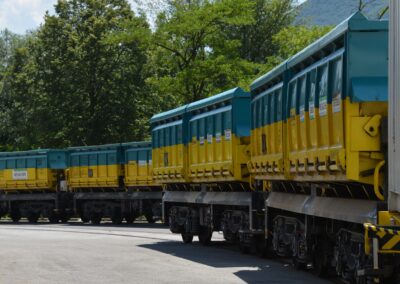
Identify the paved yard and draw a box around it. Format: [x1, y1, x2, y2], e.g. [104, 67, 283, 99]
[0, 222, 333, 284]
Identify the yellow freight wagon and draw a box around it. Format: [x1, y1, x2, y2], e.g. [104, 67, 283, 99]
[250, 13, 388, 199]
[0, 149, 67, 191]
[250, 63, 286, 181]
[151, 105, 189, 184]
[151, 88, 251, 187]
[0, 149, 71, 223]
[186, 88, 251, 184]
[66, 143, 162, 224]
[123, 142, 159, 188]
[67, 144, 124, 190]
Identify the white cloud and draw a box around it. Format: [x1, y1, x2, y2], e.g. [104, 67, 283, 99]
[0, 0, 142, 34]
[0, 0, 55, 33]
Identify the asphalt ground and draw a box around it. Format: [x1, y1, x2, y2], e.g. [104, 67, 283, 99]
[0, 221, 335, 284]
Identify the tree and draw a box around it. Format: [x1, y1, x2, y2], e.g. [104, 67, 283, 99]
[228, 0, 295, 63]
[147, 0, 257, 105]
[264, 25, 332, 72]
[0, 0, 333, 150]
[0, 29, 25, 103]
[5, 0, 152, 149]
[0, 30, 29, 150]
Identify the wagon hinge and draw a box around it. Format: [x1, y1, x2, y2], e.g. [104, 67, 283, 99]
[363, 114, 382, 137]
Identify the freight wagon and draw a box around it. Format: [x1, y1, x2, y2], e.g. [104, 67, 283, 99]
[157, 13, 400, 283]
[152, 87, 267, 245]
[248, 12, 394, 282]
[0, 9, 398, 284]
[68, 142, 162, 224]
[0, 149, 72, 222]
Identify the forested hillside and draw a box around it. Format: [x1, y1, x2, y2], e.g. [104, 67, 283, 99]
[0, 0, 333, 150]
[296, 0, 389, 26]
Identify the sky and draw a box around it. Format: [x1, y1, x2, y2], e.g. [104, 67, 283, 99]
[0, 0, 139, 34]
[0, 0, 56, 34]
[0, 0, 307, 34]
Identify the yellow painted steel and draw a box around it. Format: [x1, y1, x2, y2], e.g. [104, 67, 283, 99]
[345, 100, 387, 186]
[152, 144, 187, 183]
[188, 133, 250, 183]
[287, 98, 386, 184]
[250, 97, 387, 192]
[124, 161, 158, 187]
[67, 164, 122, 189]
[0, 168, 57, 191]
[250, 120, 285, 180]
[364, 213, 400, 255]
[287, 95, 345, 180]
[378, 211, 400, 226]
[374, 161, 386, 201]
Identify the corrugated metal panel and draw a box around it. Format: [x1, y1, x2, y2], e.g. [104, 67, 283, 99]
[186, 87, 248, 112]
[0, 149, 67, 169]
[123, 141, 156, 187]
[288, 12, 387, 70]
[250, 61, 286, 94]
[389, 0, 400, 211]
[150, 105, 188, 124]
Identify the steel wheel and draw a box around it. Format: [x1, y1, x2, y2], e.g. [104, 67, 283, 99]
[90, 214, 102, 225]
[11, 212, 21, 223]
[292, 257, 306, 270]
[181, 233, 194, 244]
[58, 213, 69, 223]
[111, 215, 123, 225]
[48, 214, 59, 223]
[124, 214, 136, 224]
[198, 226, 212, 246]
[27, 213, 39, 223]
[145, 212, 155, 224]
[80, 215, 90, 223]
[239, 242, 250, 254]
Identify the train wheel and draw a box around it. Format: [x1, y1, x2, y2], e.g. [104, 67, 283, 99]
[198, 226, 212, 246]
[312, 256, 326, 277]
[48, 214, 59, 223]
[11, 212, 21, 223]
[389, 270, 400, 284]
[181, 233, 194, 244]
[312, 239, 329, 277]
[124, 214, 136, 224]
[111, 215, 123, 225]
[60, 215, 70, 223]
[80, 215, 90, 223]
[292, 257, 306, 270]
[239, 242, 250, 254]
[145, 212, 155, 224]
[27, 213, 39, 223]
[90, 214, 102, 225]
[255, 239, 269, 258]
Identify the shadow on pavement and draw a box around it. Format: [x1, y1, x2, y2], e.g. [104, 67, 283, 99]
[139, 240, 334, 284]
[0, 220, 336, 283]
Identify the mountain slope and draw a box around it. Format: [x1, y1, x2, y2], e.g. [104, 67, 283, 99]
[295, 0, 388, 26]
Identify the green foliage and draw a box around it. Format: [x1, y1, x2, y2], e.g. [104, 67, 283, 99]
[0, 30, 29, 150]
[264, 25, 332, 72]
[228, 0, 295, 63]
[147, 0, 258, 105]
[1, 0, 152, 149]
[0, 0, 333, 150]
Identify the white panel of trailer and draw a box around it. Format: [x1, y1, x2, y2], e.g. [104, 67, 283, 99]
[389, 0, 400, 211]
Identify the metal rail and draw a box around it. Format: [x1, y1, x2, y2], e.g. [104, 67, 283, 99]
[389, 0, 400, 210]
